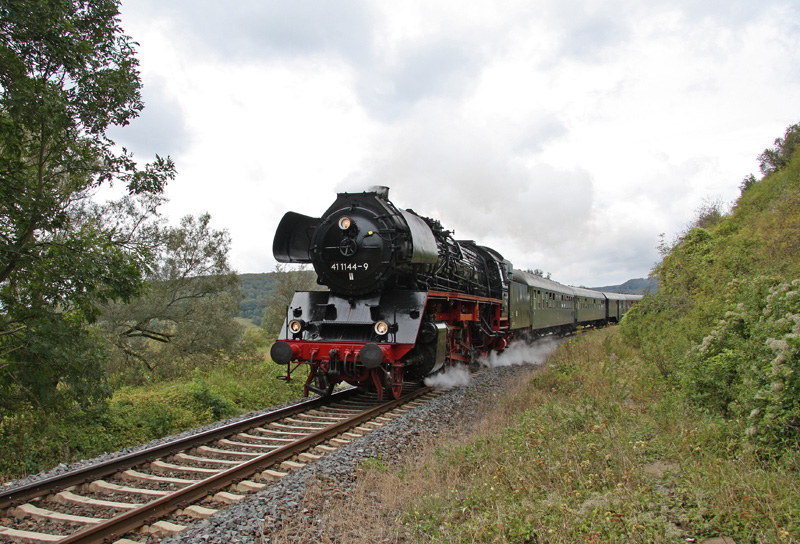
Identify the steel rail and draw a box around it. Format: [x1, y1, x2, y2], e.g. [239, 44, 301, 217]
[0, 388, 360, 510]
[57, 385, 431, 544]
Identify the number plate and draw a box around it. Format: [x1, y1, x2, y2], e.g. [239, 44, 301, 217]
[330, 262, 369, 271]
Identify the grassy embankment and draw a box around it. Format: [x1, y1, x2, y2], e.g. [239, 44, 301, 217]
[0, 350, 304, 482]
[308, 328, 798, 543]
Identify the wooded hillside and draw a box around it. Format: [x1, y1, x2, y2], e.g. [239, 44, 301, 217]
[239, 273, 276, 326]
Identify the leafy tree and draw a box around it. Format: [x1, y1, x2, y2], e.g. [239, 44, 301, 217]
[740, 173, 757, 194]
[99, 214, 241, 384]
[0, 0, 174, 408]
[262, 264, 319, 337]
[686, 197, 727, 231]
[758, 123, 800, 176]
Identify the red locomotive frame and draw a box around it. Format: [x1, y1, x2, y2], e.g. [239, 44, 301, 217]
[277, 290, 507, 400]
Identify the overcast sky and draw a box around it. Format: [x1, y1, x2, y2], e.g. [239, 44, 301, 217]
[108, 0, 800, 287]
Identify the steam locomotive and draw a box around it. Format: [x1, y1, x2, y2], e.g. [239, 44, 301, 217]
[270, 187, 640, 400]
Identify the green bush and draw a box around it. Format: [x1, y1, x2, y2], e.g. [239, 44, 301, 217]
[684, 277, 800, 451]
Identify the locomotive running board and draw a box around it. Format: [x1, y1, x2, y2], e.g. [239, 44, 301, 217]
[427, 290, 503, 304]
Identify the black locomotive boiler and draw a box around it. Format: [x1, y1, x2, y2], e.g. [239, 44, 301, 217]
[270, 187, 640, 399]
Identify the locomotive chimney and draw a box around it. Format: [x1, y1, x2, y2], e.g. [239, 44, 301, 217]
[368, 185, 389, 199]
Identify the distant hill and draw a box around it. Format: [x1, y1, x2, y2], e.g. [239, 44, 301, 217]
[590, 277, 657, 294]
[238, 273, 275, 326]
[238, 270, 317, 326]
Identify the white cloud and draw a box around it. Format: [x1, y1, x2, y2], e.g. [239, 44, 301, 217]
[110, 0, 800, 286]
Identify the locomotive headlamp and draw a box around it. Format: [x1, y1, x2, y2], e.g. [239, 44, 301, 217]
[288, 319, 304, 334]
[338, 216, 352, 230]
[373, 320, 389, 336]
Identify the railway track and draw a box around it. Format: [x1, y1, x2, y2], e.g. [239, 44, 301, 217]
[0, 385, 434, 544]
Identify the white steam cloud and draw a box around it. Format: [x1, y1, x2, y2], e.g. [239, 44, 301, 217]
[424, 364, 471, 390]
[481, 337, 561, 368]
[423, 336, 563, 391]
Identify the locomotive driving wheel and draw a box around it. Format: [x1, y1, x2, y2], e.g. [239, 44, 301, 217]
[387, 364, 404, 400]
